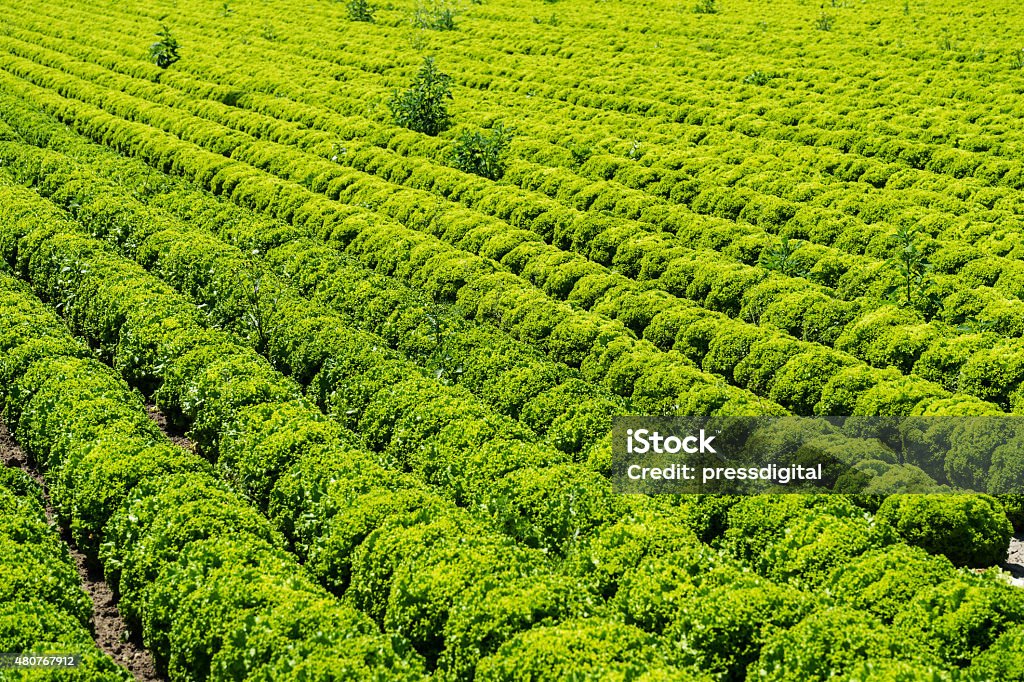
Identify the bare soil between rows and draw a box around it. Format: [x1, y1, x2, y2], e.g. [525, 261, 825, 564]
[0, 418, 164, 682]
[145, 403, 195, 453]
[2, 405, 1021, 682]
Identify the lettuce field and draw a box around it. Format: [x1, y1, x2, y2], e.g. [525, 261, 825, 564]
[1, 0, 1024, 679]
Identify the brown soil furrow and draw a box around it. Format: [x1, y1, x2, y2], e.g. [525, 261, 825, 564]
[145, 404, 195, 452]
[0, 418, 164, 682]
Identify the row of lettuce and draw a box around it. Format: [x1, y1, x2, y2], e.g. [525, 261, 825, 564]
[5, 21, 1024, 414]
[41, 0, 1024, 192]
[3, 58, 1021, 419]
[0, 461, 131, 680]
[3, 184, 1023, 680]
[4, 88, 1024, 501]
[25, 0, 1024, 241]
[2, 89, 1024, 680]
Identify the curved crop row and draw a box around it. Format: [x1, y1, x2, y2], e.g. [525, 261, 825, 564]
[0, 91, 624, 456]
[0, 174, 724, 677]
[0, 69, 778, 419]
[1, 36, 1020, 416]
[0, 62, 1005, 416]
[0, 269, 425, 681]
[0, 463, 131, 680]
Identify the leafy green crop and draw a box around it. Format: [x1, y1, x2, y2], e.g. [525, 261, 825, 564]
[876, 494, 1013, 568]
[0, 0, 1022, 677]
[450, 121, 514, 180]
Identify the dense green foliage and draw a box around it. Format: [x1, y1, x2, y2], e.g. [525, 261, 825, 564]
[347, 0, 375, 22]
[877, 495, 1013, 567]
[389, 57, 454, 136]
[0, 0, 1022, 678]
[450, 122, 514, 180]
[148, 25, 180, 69]
[0, 468, 131, 681]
